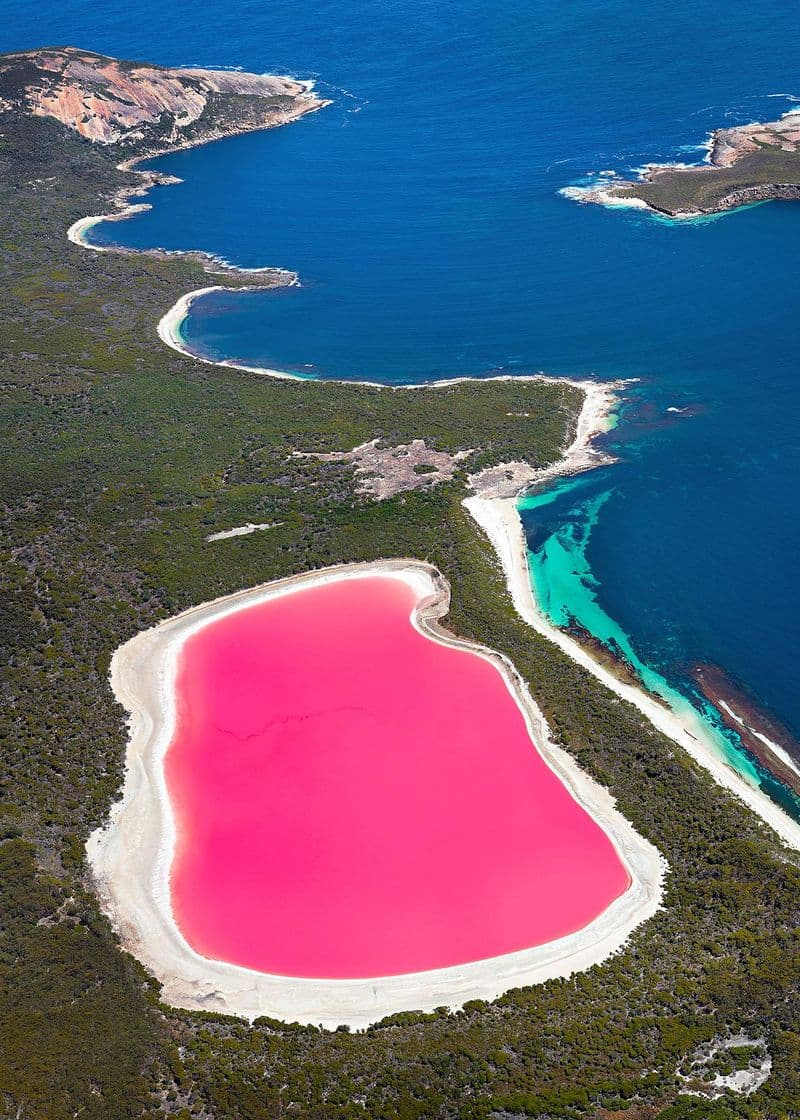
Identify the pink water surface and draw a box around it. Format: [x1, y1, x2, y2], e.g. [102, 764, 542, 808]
[165, 574, 629, 979]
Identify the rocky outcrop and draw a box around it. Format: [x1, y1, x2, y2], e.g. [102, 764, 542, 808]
[295, 439, 474, 500]
[706, 183, 800, 211]
[0, 46, 324, 150]
[710, 113, 800, 168]
[693, 663, 800, 799]
[0, 47, 328, 284]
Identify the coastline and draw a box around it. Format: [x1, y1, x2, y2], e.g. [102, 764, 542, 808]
[155, 285, 311, 378]
[66, 75, 327, 281]
[87, 560, 664, 1030]
[463, 386, 800, 852]
[154, 281, 627, 404]
[70, 65, 800, 1032]
[95, 193, 800, 857]
[560, 179, 771, 223]
[692, 663, 800, 797]
[155, 287, 613, 394]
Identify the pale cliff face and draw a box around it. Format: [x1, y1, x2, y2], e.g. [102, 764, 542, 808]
[0, 47, 320, 146]
[712, 113, 800, 167]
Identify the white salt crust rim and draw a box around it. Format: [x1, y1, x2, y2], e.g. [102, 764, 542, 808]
[87, 559, 665, 1030]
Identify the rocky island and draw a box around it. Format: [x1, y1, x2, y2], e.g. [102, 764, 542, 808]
[565, 108, 800, 218]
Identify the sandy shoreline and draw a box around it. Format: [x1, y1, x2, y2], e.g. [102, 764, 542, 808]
[155, 285, 310, 379]
[463, 388, 800, 852]
[156, 285, 623, 404]
[87, 560, 664, 1030]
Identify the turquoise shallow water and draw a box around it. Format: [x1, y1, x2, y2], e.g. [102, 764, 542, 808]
[520, 477, 800, 821]
[6, 0, 800, 820]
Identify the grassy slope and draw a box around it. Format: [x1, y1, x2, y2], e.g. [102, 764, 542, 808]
[1, 110, 799, 1120]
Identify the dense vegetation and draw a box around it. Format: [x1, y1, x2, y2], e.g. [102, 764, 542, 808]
[1, 106, 799, 1120]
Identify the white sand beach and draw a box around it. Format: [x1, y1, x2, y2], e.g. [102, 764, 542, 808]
[73, 84, 799, 1036]
[463, 386, 800, 853]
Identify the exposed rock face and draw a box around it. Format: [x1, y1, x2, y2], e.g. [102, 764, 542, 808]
[0, 46, 323, 148]
[297, 439, 473, 500]
[468, 460, 541, 500]
[711, 113, 800, 168]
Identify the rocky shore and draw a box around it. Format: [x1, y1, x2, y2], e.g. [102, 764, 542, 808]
[0, 46, 325, 148]
[693, 663, 800, 799]
[564, 107, 800, 218]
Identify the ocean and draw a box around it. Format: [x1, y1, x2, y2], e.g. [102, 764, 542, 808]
[6, 0, 800, 819]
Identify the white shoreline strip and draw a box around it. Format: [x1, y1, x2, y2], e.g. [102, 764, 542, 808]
[463, 385, 800, 852]
[156, 287, 620, 398]
[87, 559, 664, 1030]
[75, 82, 799, 1033]
[66, 73, 327, 260]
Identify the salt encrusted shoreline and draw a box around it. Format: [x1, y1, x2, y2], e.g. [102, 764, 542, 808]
[87, 560, 665, 1030]
[463, 388, 800, 852]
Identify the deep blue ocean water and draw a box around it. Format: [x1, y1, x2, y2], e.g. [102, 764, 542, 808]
[6, 2, 800, 817]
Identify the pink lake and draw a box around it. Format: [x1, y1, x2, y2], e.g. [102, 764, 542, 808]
[165, 573, 629, 979]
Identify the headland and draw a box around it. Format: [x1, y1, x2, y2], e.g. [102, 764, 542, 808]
[1, 46, 327, 282]
[563, 107, 800, 218]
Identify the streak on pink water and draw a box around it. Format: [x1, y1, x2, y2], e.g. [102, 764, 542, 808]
[165, 575, 629, 979]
